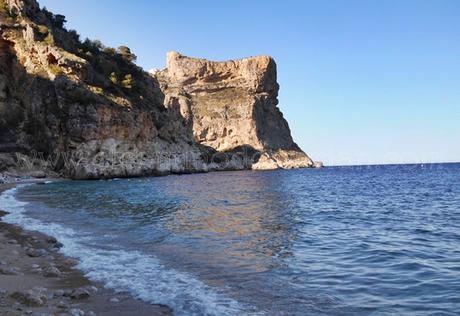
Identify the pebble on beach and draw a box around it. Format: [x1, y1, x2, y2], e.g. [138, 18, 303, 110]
[70, 287, 91, 300]
[10, 288, 48, 307]
[0, 266, 20, 275]
[43, 266, 62, 278]
[26, 248, 48, 258]
[110, 297, 120, 303]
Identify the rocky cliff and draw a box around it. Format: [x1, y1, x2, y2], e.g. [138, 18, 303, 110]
[157, 52, 314, 170]
[0, 0, 316, 179]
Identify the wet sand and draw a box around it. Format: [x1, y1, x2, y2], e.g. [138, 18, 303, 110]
[0, 183, 173, 316]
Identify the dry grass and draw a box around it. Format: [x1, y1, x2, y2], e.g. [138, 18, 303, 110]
[48, 64, 62, 76]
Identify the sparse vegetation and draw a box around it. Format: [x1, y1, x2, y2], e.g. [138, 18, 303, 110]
[53, 14, 66, 28]
[89, 86, 104, 95]
[42, 7, 54, 21]
[5, 0, 150, 108]
[103, 47, 116, 56]
[37, 25, 49, 35]
[117, 46, 137, 63]
[121, 74, 134, 89]
[41, 8, 67, 29]
[108, 72, 134, 90]
[44, 33, 55, 46]
[0, 0, 8, 15]
[0, 0, 18, 23]
[49, 64, 62, 76]
[109, 72, 118, 85]
[68, 29, 80, 43]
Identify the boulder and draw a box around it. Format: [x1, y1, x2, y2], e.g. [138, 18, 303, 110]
[26, 248, 47, 257]
[69, 287, 90, 300]
[43, 266, 61, 277]
[10, 288, 47, 307]
[0, 266, 19, 275]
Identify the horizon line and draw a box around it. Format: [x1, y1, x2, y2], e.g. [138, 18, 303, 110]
[324, 161, 460, 167]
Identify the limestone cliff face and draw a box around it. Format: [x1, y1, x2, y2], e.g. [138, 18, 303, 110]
[157, 52, 314, 170]
[0, 0, 316, 179]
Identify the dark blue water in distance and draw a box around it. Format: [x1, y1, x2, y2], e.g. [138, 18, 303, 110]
[11, 164, 460, 315]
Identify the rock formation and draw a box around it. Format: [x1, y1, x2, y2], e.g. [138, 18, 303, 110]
[157, 52, 313, 170]
[0, 0, 317, 179]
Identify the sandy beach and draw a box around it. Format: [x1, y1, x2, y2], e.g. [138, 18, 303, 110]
[0, 182, 172, 316]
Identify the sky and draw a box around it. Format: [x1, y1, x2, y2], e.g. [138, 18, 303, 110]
[39, 0, 460, 166]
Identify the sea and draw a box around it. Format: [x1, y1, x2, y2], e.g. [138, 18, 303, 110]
[1, 163, 459, 315]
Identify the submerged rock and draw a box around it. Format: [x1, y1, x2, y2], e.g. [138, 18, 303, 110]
[53, 242, 64, 249]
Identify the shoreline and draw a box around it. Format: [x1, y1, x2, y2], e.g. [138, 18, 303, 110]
[0, 182, 173, 316]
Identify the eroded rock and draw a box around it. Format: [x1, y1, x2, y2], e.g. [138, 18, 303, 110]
[158, 52, 314, 170]
[0, 0, 317, 180]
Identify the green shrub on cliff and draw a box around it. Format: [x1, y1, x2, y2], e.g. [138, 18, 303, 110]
[121, 74, 134, 89]
[108, 72, 134, 90]
[109, 72, 118, 85]
[103, 47, 116, 56]
[42, 7, 54, 21]
[68, 29, 80, 43]
[117, 46, 137, 63]
[82, 39, 104, 54]
[42, 7, 67, 28]
[53, 14, 67, 28]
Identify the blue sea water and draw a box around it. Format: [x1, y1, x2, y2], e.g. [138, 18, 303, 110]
[1, 163, 460, 315]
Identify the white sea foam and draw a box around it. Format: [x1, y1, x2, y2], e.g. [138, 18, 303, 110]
[0, 186, 258, 316]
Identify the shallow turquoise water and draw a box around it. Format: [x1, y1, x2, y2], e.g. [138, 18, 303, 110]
[4, 163, 460, 315]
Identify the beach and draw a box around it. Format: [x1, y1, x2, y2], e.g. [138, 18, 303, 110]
[0, 182, 172, 316]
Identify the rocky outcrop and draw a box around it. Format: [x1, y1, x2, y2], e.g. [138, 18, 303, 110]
[157, 52, 314, 169]
[0, 0, 317, 179]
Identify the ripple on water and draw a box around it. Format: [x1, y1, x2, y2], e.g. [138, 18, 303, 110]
[2, 163, 460, 315]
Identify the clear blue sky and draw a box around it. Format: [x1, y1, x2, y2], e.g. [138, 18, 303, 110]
[39, 0, 460, 165]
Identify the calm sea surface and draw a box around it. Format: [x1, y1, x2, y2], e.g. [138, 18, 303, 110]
[2, 164, 460, 315]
